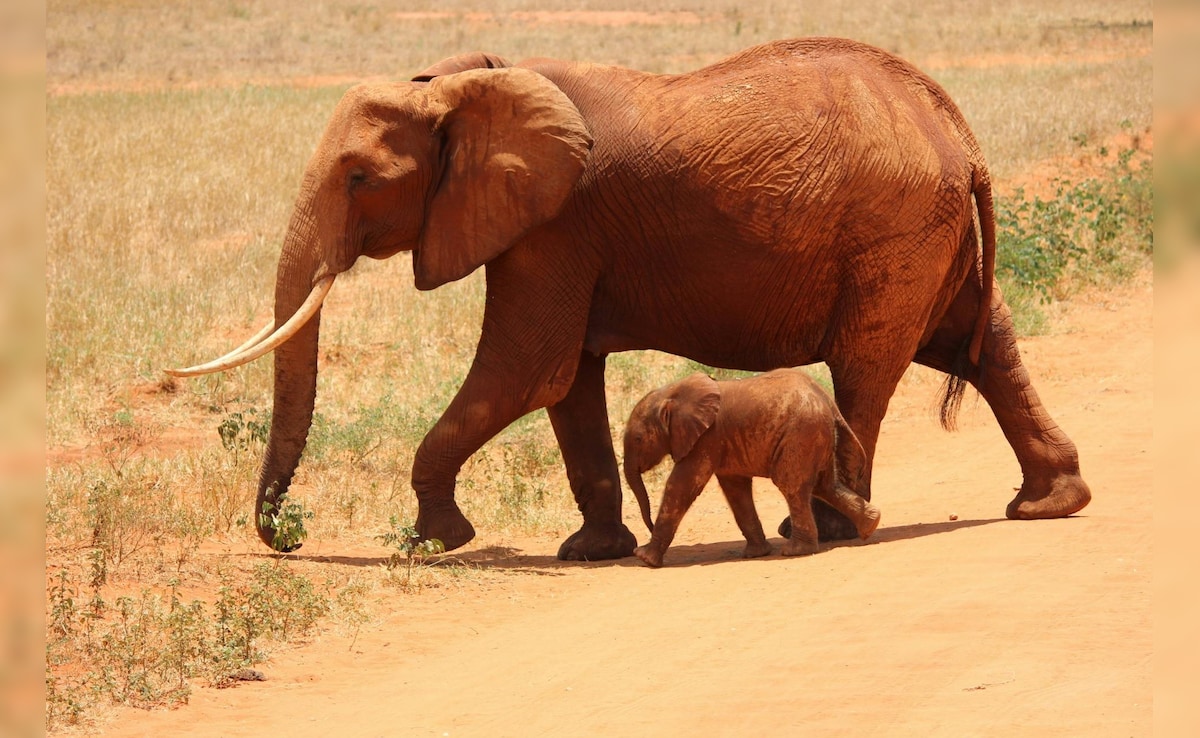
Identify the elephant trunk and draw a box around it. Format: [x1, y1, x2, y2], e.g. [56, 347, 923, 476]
[256, 199, 326, 551]
[624, 454, 655, 534]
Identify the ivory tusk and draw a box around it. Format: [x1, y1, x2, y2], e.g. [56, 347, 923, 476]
[227, 319, 277, 356]
[178, 318, 276, 370]
[165, 275, 335, 377]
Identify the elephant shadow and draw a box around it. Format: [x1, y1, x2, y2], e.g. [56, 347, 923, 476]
[248, 545, 574, 576]
[636, 516, 1009, 568]
[244, 517, 1010, 571]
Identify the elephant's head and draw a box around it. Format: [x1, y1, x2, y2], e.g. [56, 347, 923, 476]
[167, 67, 593, 550]
[622, 373, 722, 533]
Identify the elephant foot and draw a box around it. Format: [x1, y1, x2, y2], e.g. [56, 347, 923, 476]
[856, 504, 882, 540]
[779, 501, 858, 542]
[780, 536, 819, 557]
[415, 499, 476, 552]
[1006, 472, 1092, 520]
[557, 521, 637, 561]
[633, 544, 664, 568]
[742, 540, 773, 559]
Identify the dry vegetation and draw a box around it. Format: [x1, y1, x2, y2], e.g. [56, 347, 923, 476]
[45, 0, 1151, 730]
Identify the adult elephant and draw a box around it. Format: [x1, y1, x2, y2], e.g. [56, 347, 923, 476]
[168, 38, 1091, 560]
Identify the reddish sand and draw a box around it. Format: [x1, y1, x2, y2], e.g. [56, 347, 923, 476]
[87, 273, 1152, 737]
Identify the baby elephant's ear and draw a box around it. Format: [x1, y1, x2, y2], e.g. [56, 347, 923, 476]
[668, 373, 722, 462]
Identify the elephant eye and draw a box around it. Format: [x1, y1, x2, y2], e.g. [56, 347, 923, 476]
[346, 167, 369, 193]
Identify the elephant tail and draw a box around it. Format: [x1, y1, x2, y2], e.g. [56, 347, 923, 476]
[833, 411, 868, 497]
[968, 167, 996, 367]
[939, 167, 996, 432]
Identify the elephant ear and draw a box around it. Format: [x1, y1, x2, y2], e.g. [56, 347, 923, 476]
[414, 67, 593, 290]
[664, 373, 722, 463]
[411, 52, 511, 82]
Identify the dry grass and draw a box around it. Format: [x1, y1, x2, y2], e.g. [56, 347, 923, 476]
[45, 0, 1152, 731]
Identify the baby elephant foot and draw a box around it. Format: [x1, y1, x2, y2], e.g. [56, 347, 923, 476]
[856, 503, 882, 540]
[780, 537, 819, 557]
[742, 540, 773, 558]
[781, 502, 859, 542]
[633, 544, 664, 568]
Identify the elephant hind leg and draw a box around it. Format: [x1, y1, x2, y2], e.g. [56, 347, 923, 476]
[801, 345, 917, 541]
[778, 498, 861, 542]
[916, 283, 1091, 520]
[548, 351, 637, 561]
[816, 483, 882, 539]
[776, 464, 825, 557]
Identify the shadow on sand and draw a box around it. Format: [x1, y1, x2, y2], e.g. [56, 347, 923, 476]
[651, 516, 1010, 568]
[243, 516, 1019, 571]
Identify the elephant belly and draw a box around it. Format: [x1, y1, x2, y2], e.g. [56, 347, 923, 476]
[584, 257, 839, 371]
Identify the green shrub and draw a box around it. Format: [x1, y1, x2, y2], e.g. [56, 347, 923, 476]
[995, 143, 1151, 333]
[45, 561, 331, 730]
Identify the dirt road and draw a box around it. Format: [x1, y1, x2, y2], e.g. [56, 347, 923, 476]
[97, 277, 1151, 737]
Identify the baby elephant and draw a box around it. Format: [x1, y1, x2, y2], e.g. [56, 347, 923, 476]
[623, 369, 880, 568]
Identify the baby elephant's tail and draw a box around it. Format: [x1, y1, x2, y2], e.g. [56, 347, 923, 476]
[833, 412, 868, 496]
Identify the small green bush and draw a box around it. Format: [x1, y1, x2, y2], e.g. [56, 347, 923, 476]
[45, 561, 330, 730]
[995, 143, 1151, 333]
[258, 497, 314, 551]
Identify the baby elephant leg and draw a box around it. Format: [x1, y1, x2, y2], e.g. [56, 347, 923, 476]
[814, 484, 881, 540]
[716, 475, 772, 558]
[634, 462, 710, 568]
[779, 478, 821, 557]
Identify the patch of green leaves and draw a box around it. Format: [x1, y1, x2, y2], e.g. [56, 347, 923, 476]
[995, 143, 1151, 333]
[377, 516, 445, 563]
[217, 408, 270, 454]
[46, 561, 331, 730]
[214, 562, 330, 665]
[258, 497, 313, 551]
[376, 516, 445, 589]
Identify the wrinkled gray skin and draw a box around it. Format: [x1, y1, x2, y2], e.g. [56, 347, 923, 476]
[624, 370, 881, 567]
[231, 38, 1089, 560]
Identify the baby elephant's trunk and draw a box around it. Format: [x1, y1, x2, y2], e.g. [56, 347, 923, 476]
[624, 462, 655, 534]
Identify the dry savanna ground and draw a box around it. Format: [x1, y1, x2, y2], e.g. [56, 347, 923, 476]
[46, 1, 1153, 735]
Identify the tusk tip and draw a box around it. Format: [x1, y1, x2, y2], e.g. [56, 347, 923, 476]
[164, 366, 218, 378]
[162, 275, 334, 379]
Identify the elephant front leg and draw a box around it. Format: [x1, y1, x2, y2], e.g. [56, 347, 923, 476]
[412, 363, 561, 551]
[547, 350, 637, 561]
[410, 398, 488, 552]
[716, 475, 772, 558]
[633, 461, 711, 568]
